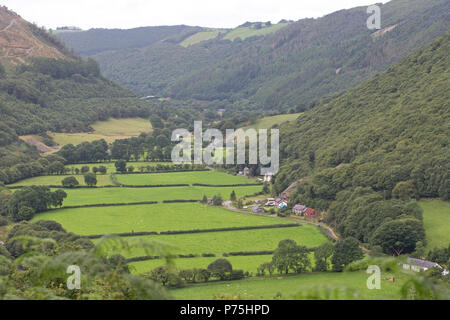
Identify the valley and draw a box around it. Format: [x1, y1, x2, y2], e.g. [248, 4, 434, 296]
[0, 0, 448, 302]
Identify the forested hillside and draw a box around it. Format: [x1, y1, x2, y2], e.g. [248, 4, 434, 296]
[58, 0, 450, 113]
[56, 25, 203, 56]
[272, 32, 450, 252]
[0, 7, 153, 169]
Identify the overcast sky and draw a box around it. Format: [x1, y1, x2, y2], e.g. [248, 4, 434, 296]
[2, 0, 389, 30]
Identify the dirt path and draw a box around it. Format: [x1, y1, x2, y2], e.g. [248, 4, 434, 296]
[0, 18, 17, 32]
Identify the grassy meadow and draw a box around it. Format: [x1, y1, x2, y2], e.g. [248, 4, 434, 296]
[115, 171, 256, 186]
[129, 255, 275, 275]
[171, 271, 407, 300]
[180, 29, 222, 47]
[244, 113, 302, 130]
[107, 224, 327, 258]
[56, 185, 263, 206]
[50, 118, 152, 146]
[420, 199, 450, 249]
[32, 202, 291, 236]
[224, 23, 290, 41]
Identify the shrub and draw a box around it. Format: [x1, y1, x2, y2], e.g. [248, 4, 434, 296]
[392, 181, 419, 200]
[16, 206, 35, 221]
[61, 176, 79, 188]
[207, 258, 233, 280]
[84, 172, 97, 187]
[33, 220, 65, 232]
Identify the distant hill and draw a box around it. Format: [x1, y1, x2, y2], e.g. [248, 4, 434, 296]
[57, 0, 450, 112]
[56, 25, 204, 56]
[0, 7, 152, 169]
[272, 30, 449, 240]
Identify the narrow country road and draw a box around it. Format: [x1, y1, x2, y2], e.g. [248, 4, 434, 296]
[222, 200, 339, 241]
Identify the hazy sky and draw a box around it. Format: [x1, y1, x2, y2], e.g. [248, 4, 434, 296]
[2, 0, 389, 30]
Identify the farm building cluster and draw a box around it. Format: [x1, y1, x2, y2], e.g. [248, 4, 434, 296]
[251, 196, 319, 219]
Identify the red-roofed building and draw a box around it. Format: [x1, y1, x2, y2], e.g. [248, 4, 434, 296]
[304, 208, 318, 219]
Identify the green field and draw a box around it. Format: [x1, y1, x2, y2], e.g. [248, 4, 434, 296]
[171, 271, 406, 300]
[420, 199, 450, 249]
[245, 113, 302, 130]
[56, 185, 263, 206]
[115, 171, 256, 186]
[130, 255, 277, 275]
[224, 23, 290, 41]
[180, 30, 222, 47]
[32, 203, 291, 236]
[50, 118, 152, 146]
[111, 224, 326, 258]
[8, 174, 113, 187]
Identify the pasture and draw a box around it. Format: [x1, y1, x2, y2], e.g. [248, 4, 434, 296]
[56, 185, 263, 206]
[115, 171, 256, 186]
[224, 22, 290, 41]
[130, 255, 275, 275]
[32, 202, 292, 236]
[50, 117, 152, 146]
[110, 224, 327, 258]
[180, 29, 222, 47]
[420, 199, 450, 249]
[244, 113, 302, 130]
[171, 271, 406, 300]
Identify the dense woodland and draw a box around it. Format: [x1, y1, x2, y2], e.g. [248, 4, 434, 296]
[57, 25, 203, 56]
[272, 32, 450, 254]
[0, 57, 153, 168]
[58, 0, 450, 114]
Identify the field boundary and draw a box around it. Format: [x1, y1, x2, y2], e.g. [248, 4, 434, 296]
[9, 184, 191, 189]
[126, 247, 317, 264]
[192, 183, 262, 187]
[84, 223, 301, 239]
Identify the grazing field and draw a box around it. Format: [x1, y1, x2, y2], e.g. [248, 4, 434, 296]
[32, 203, 292, 236]
[130, 255, 276, 275]
[180, 29, 222, 47]
[8, 174, 113, 187]
[420, 199, 450, 249]
[115, 171, 256, 186]
[50, 118, 152, 146]
[113, 224, 327, 258]
[224, 23, 290, 41]
[57, 185, 263, 206]
[245, 113, 302, 130]
[171, 271, 406, 300]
